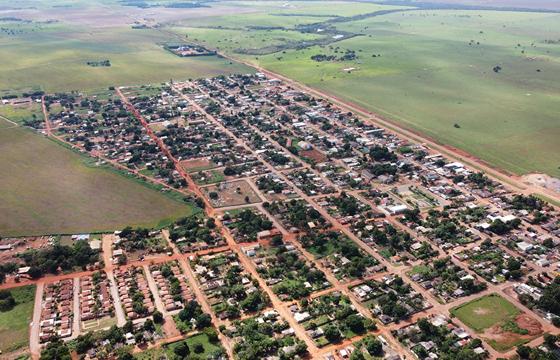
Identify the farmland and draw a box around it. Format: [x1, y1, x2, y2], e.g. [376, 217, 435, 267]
[164, 3, 560, 179]
[0, 120, 197, 237]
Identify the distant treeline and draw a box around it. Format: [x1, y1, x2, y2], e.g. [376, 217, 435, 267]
[372, 0, 560, 13]
[86, 60, 111, 67]
[236, 33, 360, 55]
[120, 1, 210, 9]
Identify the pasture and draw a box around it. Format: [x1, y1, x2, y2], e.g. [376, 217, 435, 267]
[254, 10, 560, 178]
[0, 119, 197, 237]
[0, 285, 35, 354]
[0, 3, 252, 94]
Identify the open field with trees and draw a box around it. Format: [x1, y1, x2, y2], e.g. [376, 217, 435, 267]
[0, 285, 35, 354]
[0, 1, 252, 94]
[0, 120, 197, 237]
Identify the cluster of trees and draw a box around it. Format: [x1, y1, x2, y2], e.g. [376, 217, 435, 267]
[509, 194, 543, 211]
[538, 277, 560, 326]
[488, 218, 521, 235]
[71, 317, 166, 359]
[228, 317, 307, 360]
[349, 337, 384, 360]
[86, 60, 111, 67]
[118, 226, 168, 253]
[0, 262, 18, 283]
[414, 257, 487, 296]
[329, 192, 368, 216]
[265, 200, 326, 230]
[299, 231, 379, 278]
[369, 145, 397, 162]
[169, 216, 221, 247]
[0, 290, 16, 312]
[19, 240, 98, 278]
[516, 333, 558, 359]
[406, 318, 487, 360]
[304, 294, 375, 343]
[176, 300, 212, 332]
[226, 209, 273, 241]
[218, 265, 269, 318]
[256, 175, 285, 194]
[260, 245, 328, 300]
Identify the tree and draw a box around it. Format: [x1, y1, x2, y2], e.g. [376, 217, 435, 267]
[345, 314, 365, 334]
[204, 327, 219, 343]
[324, 324, 341, 343]
[194, 343, 204, 353]
[366, 338, 383, 356]
[152, 310, 164, 324]
[516, 345, 530, 359]
[196, 313, 212, 329]
[143, 318, 155, 332]
[544, 333, 558, 348]
[40, 338, 71, 360]
[174, 341, 190, 357]
[0, 290, 16, 312]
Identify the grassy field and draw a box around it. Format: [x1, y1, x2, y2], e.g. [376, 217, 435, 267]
[0, 285, 35, 354]
[254, 10, 560, 178]
[134, 333, 222, 360]
[0, 119, 198, 237]
[0, 103, 43, 125]
[451, 293, 520, 332]
[163, 3, 560, 178]
[0, 1, 252, 94]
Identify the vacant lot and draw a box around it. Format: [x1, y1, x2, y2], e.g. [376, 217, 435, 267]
[451, 293, 542, 351]
[203, 180, 261, 207]
[135, 332, 222, 360]
[0, 285, 35, 354]
[0, 120, 197, 237]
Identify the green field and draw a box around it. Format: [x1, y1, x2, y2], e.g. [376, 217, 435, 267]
[451, 293, 520, 332]
[134, 333, 222, 360]
[0, 0, 252, 94]
[0, 103, 43, 125]
[0, 119, 198, 237]
[0, 285, 35, 354]
[163, 2, 560, 178]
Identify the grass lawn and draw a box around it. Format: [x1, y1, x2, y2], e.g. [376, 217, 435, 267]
[450, 293, 520, 332]
[0, 120, 198, 237]
[0, 285, 35, 354]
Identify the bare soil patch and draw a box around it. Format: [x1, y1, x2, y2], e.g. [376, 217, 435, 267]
[522, 173, 560, 193]
[301, 149, 327, 163]
[483, 313, 543, 352]
[203, 180, 261, 208]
